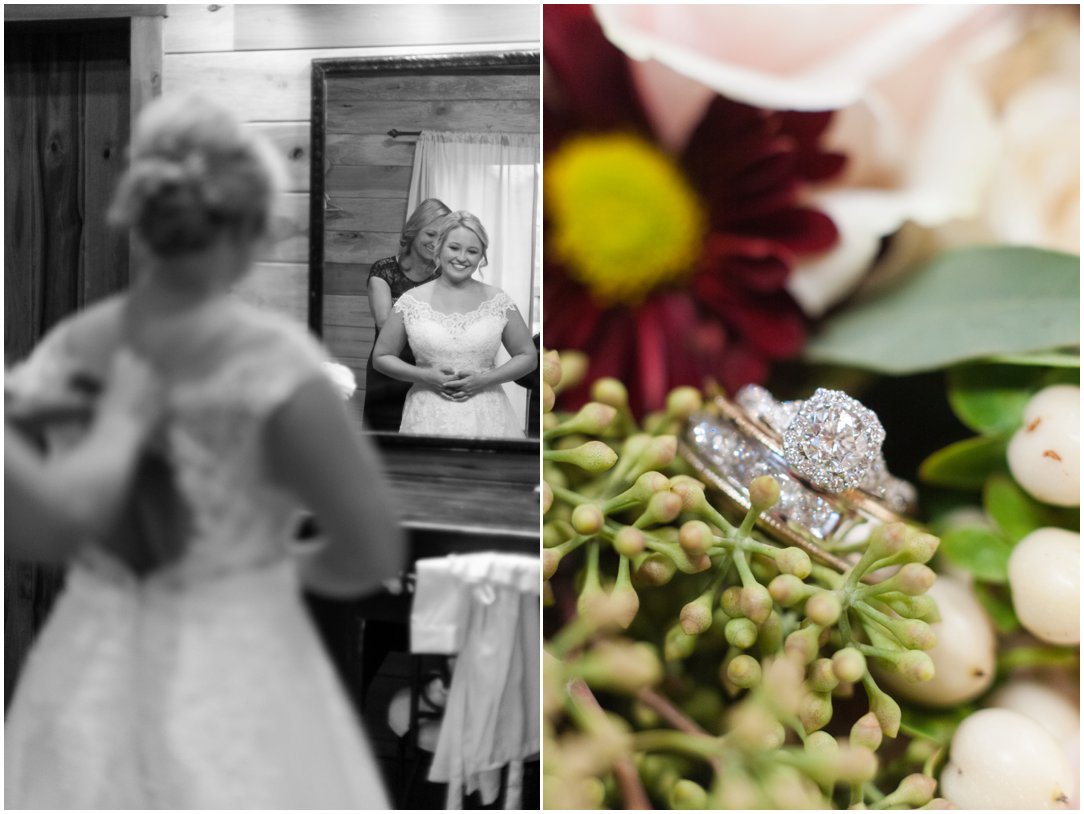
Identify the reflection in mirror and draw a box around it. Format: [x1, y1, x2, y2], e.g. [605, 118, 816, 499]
[310, 52, 540, 442]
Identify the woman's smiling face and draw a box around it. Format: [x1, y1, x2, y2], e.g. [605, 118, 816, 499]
[411, 221, 442, 262]
[438, 226, 485, 281]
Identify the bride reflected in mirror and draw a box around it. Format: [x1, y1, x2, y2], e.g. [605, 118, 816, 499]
[372, 211, 537, 438]
[362, 198, 451, 432]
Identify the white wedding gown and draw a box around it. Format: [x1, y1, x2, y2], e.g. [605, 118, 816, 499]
[5, 298, 389, 810]
[397, 290, 524, 438]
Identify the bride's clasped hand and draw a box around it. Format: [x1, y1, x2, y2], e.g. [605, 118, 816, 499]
[436, 368, 489, 401]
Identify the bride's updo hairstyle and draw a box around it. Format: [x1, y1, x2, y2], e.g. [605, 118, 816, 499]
[434, 211, 489, 268]
[108, 94, 282, 257]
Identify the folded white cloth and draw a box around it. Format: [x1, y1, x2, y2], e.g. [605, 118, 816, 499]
[409, 552, 539, 809]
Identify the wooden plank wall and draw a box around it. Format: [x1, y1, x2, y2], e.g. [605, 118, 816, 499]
[5, 22, 131, 357]
[4, 19, 132, 704]
[323, 71, 540, 403]
[161, 4, 540, 339]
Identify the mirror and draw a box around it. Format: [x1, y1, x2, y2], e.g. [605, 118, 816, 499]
[310, 51, 541, 444]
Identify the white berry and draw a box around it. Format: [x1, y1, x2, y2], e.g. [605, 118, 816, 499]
[1008, 528, 1080, 645]
[1007, 385, 1079, 507]
[989, 680, 1079, 746]
[989, 678, 1080, 806]
[880, 577, 995, 706]
[941, 708, 1073, 809]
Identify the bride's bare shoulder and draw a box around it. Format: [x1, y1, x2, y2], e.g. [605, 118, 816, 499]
[61, 294, 127, 345]
[480, 283, 515, 307]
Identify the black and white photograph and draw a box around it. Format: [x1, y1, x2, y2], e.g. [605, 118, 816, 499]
[312, 51, 540, 440]
[4, 4, 541, 810]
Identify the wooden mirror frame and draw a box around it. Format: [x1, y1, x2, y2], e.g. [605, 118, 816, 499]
[308, 50, 541, 452]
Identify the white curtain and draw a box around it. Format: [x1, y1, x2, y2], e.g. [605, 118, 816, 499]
[407, 131, 541, 431]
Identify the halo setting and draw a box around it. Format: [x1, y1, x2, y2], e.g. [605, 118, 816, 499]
[782, 388, 886, 493]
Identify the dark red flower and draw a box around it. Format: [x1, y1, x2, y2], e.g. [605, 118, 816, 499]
[544, 5, 846, 416]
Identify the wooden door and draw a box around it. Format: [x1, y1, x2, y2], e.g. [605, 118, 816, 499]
[4, 18, 131, 704]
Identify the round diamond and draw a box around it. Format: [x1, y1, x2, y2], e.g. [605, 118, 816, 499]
[782, 388, 885, 493]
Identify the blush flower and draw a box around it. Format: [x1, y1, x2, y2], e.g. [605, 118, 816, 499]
[544, 5, 845, 415]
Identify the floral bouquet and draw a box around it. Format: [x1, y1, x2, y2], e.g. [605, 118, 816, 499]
[542, 5, 1079, 810]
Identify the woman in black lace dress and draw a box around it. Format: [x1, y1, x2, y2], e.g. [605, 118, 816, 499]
[362, 198, 451, 431]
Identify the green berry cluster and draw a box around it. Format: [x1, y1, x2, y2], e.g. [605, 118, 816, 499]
[542, 350, 952, 810]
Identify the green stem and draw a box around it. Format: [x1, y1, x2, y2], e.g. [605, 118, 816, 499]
[923, 744, 946, 778]
[702, 565, 729, 603]
[839, 605, 855, 644]
[811, 564, 844, 589]
[853, 578, 901, 599]
[551, 484, 591, 507]
[864, 782, 886, 804]
[852, 601, 904, 648]
[853, 599, 901, 633]
[615, 553, 633, 592]
[856, 643, 901, 664]
[732, 548, 757, 589]
[864, 552, 908, 575]
[849, 782, 864, 808]
[583, 541, 601, 593]
[694, 499, 737, 535]
[826, 540, 870, 555]
[711, 535, 780, 561]
[554, 533, 590, 560]
[737, 504, 759, 537]
[542, 421, 584, 442]
[633, 730, 723, 761]
[601, 494, 646, 516]
[547, 616, 595, 660]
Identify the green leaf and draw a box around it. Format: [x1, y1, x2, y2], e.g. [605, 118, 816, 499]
[997, 645, 1080, 674]
[987, 351, 1081, 368]
[900, 704, 973, 745]
[938, 526, 1013, 583]
[971, 581, 1020, 634]
[982, 473, 1079, 536]
[947, 364, 1047, 434]
[919, 435, 1009, 490]
[983, 474, 1052, 543]
[805, 247, 1080, 374]
[923, 489, 988, 536]
[1042, 367, 1083, 387]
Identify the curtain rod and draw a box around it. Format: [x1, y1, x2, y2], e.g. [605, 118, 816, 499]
[387, 129, 421, 138]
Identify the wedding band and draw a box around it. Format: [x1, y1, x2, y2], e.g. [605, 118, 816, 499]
[678, 385, 916, 568]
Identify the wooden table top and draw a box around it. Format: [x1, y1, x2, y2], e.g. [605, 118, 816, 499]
[373, 433, 539, 557]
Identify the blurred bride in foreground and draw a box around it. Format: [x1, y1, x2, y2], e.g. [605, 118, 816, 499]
[5, 93, 402, 809]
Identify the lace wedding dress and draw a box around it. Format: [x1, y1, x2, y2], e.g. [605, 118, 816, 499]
[5, 298, 389, 810]
[396, 290, 524, 438]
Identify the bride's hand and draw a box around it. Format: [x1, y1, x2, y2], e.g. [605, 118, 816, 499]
[443, 372, 486, 401]
[422, 367, 456, 392]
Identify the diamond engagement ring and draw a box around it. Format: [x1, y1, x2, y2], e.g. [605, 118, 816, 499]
[679, 384, 916, 568]
[737, 385, 915, 513]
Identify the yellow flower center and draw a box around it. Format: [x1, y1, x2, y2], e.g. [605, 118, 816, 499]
[546, 133, 705, 306]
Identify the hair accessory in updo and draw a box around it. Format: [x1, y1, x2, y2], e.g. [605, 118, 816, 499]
[108, 94, 285, 257]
